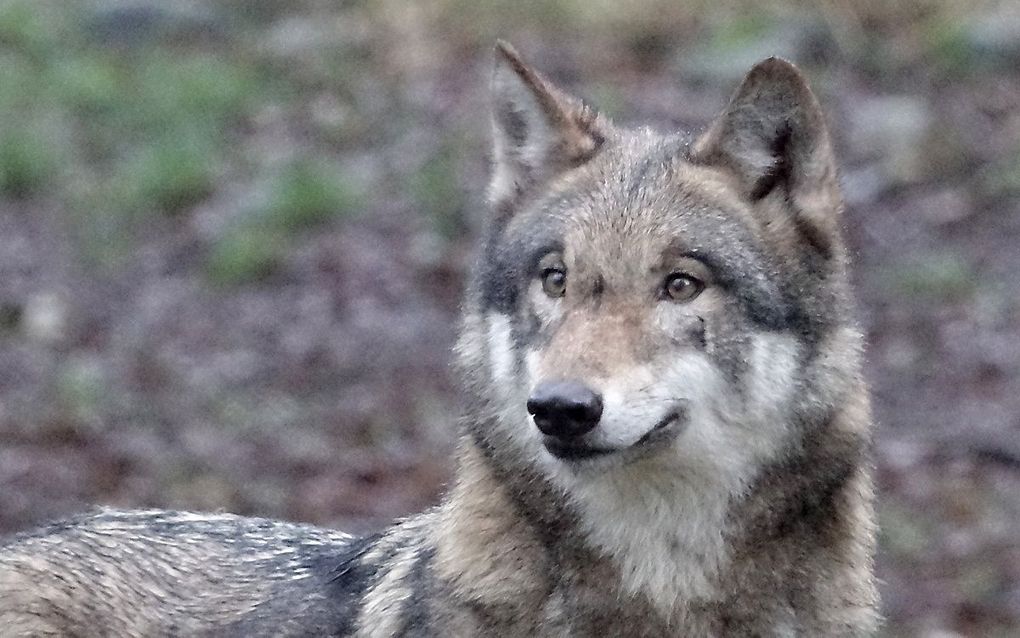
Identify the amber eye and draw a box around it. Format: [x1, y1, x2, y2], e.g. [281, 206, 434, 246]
[663, 273, 704, 302]
[541, 267, 567, 298]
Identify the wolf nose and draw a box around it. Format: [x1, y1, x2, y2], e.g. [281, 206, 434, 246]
[527, 380, 603, 438]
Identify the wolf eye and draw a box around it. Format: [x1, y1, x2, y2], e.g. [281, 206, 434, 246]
[541, 267, 567, 298]
[663, 273, 704, 302]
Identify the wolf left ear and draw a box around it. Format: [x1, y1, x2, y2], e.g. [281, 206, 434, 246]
[488, 41, 605, 211]
[692, 58, 841, 257]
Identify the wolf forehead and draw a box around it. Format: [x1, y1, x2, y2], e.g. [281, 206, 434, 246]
[476, 130, 793, 329]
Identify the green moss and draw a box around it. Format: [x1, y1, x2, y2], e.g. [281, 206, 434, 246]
[132, 53, 259, 128]
[706, 12, 775, 49]
[261, 161, 363, 231]
[204, 160, 364, 286]
[927, 21, 976, 76]
[885, 254, 975, 302]
[128, 136, 218, 216]
[878, 501, 934, 559]
[0, 52, 37, 111]
[47, 55, 123, 114]
[981, 151, 1020, 198]
[410, 147, 464, 240]
[0, 1, 63, 60]
[0, 128, 57, 198]
[55, 358, 107, 427]
[586, 83, 625, 119]
[205, 225, 287, 286]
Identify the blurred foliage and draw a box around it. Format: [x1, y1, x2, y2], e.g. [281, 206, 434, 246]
[411, 146, 466, 240]
[879, 501, 936, 559]
[260, 160, 363, 231]
[884, 254, 975, 303]
[205, 224, 286, 286]
[982, 150, 1020, 198]
[0, 127, 57, 198]
[0, 0, 368, 268]
[205, 160, 363, 285]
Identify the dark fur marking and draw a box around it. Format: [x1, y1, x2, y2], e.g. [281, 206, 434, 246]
[741, 409, 865, 546]
[327, 533, 386, 636]
[769, 454, 855, 543]
[793, 212, 834, 262]
[522, 310, 542, 343]
[477, 222, 562, 314]
[738, 288, 792, 332]
[689, 315, 707, 349]
[467, 426, 574, 551]
[626, 137, 689, 203]
[626, 152, 661, 203]
[672, 245, 791, 333]
[497, 104, 529, 146]
[526, 239, 566, 276]
[748, 122, 792, 201]
[779, 294, 820, 344]
[478, 232, 520, 314]
[509, 319, 528, 377]
[396, 547, 435, 637]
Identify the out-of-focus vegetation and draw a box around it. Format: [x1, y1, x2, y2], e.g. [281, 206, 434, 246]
[1, 1, 1019, 635]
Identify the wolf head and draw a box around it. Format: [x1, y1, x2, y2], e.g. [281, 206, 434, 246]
[457, 43, 861, 497]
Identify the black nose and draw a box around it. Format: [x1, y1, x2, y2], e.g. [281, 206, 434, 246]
[527, 380, 603, 439]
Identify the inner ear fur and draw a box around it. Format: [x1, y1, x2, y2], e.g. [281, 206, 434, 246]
[692, 57, 842, 259]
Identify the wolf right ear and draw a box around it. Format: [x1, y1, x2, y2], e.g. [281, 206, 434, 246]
[488, 41, 605, 211]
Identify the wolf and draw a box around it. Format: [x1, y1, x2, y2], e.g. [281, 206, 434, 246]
[0, 42, 878, 636]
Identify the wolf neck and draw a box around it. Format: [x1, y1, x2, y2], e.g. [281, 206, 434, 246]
[557, 459, 739, 615]
[434, 437, 737, 624]
[436, 406, 872, 630]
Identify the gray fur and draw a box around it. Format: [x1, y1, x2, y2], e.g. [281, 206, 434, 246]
[0, 44, 879, 637]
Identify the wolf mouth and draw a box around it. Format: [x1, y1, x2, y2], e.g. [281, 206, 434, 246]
[543, 409, 685, 461]
[635, 409, 685, 446]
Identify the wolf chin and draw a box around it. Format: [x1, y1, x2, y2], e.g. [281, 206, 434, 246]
[0, 42, 879, 637]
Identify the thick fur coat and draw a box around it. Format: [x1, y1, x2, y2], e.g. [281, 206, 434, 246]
[0, 43, 879, 637]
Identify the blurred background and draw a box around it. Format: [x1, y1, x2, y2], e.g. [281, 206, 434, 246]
[0, 0, 1018, 635]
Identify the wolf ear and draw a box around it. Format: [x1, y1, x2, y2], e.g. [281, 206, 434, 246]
[488, 41, 604, 210]
[692, 58, 841, 256]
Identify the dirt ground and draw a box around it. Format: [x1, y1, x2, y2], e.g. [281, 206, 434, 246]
[1, 2, 1019, 635]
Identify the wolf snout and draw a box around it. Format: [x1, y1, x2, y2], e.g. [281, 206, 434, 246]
[527, 380, 603, 438]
